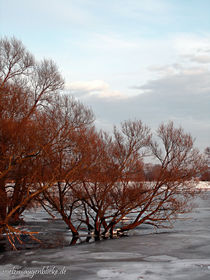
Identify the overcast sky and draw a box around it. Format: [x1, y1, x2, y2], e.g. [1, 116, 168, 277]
[0, 0, 209, 151]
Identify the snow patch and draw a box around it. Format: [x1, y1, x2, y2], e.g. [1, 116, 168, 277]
[197, 181, 210, 189]
[89, 252, 142, 260]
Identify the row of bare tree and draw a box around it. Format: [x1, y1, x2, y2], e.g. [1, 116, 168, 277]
[200, 147, 210, 181]
[0, 37, 207, 247]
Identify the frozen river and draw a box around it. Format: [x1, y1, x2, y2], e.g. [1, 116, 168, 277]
[0, 190, 210, 280]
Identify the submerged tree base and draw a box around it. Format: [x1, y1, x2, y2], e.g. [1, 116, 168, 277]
[0, 214, 131, 252]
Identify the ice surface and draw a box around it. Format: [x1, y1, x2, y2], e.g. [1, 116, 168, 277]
[0, 190, 210, 279]
[96, 259, 210, 280]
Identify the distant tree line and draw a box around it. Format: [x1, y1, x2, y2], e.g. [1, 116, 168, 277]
[200, 147, 210, 181]
[0, 37, 207, 249]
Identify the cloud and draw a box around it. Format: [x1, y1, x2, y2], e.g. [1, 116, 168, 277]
[172, 34, 210, 55]
[69, 80, 109, 93]
[148, 64, 183, 76]
[171, 33, 210, 67]
[141, 65, 210, 95]
[149, 64, 210, 79]
[72, 65, 210, 152]
[185, 54, 210, 64]
[64, 33, 210, 151]
[67, 80, 126, 99]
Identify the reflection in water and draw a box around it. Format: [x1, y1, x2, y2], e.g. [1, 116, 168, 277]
[0, 237, 6, 252]
[0, 218, 129, 252]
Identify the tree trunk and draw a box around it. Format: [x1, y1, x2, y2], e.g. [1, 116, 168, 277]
[61, 212, 78, 236]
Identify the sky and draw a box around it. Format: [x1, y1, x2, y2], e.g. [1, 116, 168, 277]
[0, 0, 210, 152]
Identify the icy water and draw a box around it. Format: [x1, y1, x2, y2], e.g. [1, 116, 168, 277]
[0, 191, 210, 280]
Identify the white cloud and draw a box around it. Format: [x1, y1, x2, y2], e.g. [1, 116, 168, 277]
[149, 64, 183, 76]
[69, 80, 109, 93]
[146, 33, 210, 80]
[67, 80, 126, 99]
[72, 64, 210, 152]
[172, 33, 210, 56]
[185, 54, 210, 64]
[37, 0, 95, 26]
[149, 63, 210, 78]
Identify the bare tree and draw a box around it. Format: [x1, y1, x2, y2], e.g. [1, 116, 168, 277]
[118, 122, 206, 233]
[37, 126, 98, 238]
[0, 37, 34, 87]
[0, 37, 206, 249]
[46, 120, 150, 240]
[204, 147, 210, 166]
[201, 147, 210, 181]
[60, 121, 206, 240]
[0, 37, 66, 248]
